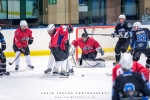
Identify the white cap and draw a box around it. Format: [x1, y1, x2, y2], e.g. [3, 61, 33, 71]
[132, 22, 141, 28]
[119, 14, 126, 19]
[120, 53, 133, 70]
[47, 24, 55, 32]
[20, 20, 28, 27]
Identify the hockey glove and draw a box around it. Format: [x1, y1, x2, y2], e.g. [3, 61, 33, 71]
[96, 47, 104, 56]
[28, 38, 33, 45]
[20, 48, 25, 54]
[1, 42, 6, 51]
[111, 33, 117, 38]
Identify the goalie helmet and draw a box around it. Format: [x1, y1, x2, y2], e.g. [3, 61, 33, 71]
[20, 20, 28, 27]
[120, 53, 133, 70]
[132, 22, 141, 28]
[47, 24, 55, 34]
[119, 14, 126, 19]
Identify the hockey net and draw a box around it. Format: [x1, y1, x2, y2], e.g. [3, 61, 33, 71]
[75, 26, 117, 61]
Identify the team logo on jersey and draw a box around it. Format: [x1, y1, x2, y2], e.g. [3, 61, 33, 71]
[127, 23, 132, 28]
[138, 43, 144, 47]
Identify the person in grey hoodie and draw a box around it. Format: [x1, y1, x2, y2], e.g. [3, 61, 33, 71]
[142, 7, 150, 24]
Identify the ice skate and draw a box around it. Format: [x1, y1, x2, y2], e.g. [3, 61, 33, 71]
[3, 71, 10, 76]
[28, 65, 34, 69]
[44, 68, 52, 74]
[52, 69, 59, 76]
[67, 68, 74, 75]
[60, 70, 69, 78]
[15, 65, 19, 71]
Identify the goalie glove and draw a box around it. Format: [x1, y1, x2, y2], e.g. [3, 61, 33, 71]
[95, 47, 104, 56]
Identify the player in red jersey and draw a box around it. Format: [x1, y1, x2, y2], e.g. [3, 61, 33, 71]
[112, 53, 149, 82]
[71, 33, 104, 66]
[44, 24, 69, 77]
[13, 20, 34, 71]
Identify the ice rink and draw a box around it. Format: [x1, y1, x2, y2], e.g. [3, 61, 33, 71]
[0, 54, 147, 100]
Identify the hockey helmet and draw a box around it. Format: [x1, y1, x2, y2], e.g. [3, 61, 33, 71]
[120, 53, 133, 70]
[20, 20, 28, 27]
[118, 14, 126, 19]
[132, 22, 141, 28]
[47, 24, 55, 34]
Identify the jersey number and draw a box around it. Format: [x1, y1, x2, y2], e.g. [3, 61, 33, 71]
[123, 83, 135, 92]
[137, 34, 146, 41]
[116, 68, 123, 76]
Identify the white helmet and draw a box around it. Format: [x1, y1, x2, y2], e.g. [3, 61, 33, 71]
[132, 22, 141, 28]
[47, 24, 55, 33]
[119, 14, 126, 19]
[20, 20, 28, 27]
[120, 53, 133, 70]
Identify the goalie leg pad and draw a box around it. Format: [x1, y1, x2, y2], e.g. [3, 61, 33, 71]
[51, 47, 68, 61]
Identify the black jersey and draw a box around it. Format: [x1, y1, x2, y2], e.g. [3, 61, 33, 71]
[112, 71, 150, 100]
[130, 28, 150, 49]
[115, 22, 132, 39]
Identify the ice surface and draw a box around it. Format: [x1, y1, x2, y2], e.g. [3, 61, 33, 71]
[0, 54, 147, 100]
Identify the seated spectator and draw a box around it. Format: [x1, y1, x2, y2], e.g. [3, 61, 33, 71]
[142, 7, 150, 24]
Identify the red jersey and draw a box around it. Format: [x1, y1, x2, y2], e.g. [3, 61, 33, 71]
[112, 61, 149, 81]
[71, 37, 100, 54]
[13, 28, 33, 48]
[49, 28, 68, 50]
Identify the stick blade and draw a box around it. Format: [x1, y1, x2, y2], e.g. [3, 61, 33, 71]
[9, 62, 12, 65]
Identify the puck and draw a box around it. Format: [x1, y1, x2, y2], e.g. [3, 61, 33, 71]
[82, 75, 84, 76]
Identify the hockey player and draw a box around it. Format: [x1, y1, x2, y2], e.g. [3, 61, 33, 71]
[71, 33, 104, 66]
[130, 22, 150, 69]
[111, 14, 132, 65]
[0, 27, 10, 76]
[13, 20, 34, 70]
[44, 25, 74, 75]
[44, 24, 69, 77]
[112, 53, 149, 82]
[112, 53, 150, 100]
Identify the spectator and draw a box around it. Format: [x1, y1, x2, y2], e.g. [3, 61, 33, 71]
[142, 7, 150, 24]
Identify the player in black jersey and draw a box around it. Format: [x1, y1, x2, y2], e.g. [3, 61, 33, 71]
[130, 22, 150, 69]
[112, 53, 150, 100]
[0, 27, 9, 77]
[111, 14, 132, 65]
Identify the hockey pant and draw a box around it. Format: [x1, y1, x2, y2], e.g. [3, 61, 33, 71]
[13, 44, 32, 66]
[115, 38, 130, 62]
[0, 53, 7, 73]
[51, 46, 68, 61]
[133, 49, 150, 68]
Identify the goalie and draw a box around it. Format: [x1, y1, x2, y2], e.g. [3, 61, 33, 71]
[71, 32, 104, 67]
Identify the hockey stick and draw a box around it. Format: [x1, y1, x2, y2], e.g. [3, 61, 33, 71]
[9, 52, 21, 65]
